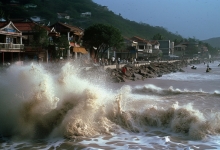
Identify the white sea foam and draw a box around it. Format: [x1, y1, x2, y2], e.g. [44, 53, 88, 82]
[1, 61, 220, 149]
[132, 84, 211, 96]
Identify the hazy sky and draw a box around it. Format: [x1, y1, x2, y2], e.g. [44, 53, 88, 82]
[92, 0, 220, 40]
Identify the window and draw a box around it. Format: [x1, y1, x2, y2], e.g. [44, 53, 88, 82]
[6, 37, 11, 43]
[139, 45, 144, 49]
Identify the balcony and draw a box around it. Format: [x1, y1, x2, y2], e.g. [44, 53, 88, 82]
[137, 49, 152, 53]
[0, 43, 24, 52]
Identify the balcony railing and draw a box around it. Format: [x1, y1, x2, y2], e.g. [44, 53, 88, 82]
[0, 43, 24, 50]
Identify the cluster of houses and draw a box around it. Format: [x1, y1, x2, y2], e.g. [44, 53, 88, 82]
[0, 18, 209, 66]
[0, 1, 211, 66]
[0, 20, 88, 65]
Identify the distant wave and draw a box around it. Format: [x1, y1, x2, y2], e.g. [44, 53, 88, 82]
[159, 72, 220, 81]
[132, 84, 215, 96]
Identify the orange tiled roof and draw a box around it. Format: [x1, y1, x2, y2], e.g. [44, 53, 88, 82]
[13, 22, 50, 32]
[0, 22, 9, 28]
[131, 36, 149, 43]
[13, 22, 36, 31]
[0, 21, 22, 34]
[149, 40, 159, 45]
[56, 22, 83, 34]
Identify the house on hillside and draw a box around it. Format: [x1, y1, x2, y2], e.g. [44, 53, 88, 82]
[0, 21, 24, 65]
[9, 0, 20, 6]
[24, 3, 37, 9]
[57, 13, 70, 20]
[102, 6, 108, 10]
[49, 22, 87, 59]
[80, 12, 91, 17]
[30, 16, 45, 23]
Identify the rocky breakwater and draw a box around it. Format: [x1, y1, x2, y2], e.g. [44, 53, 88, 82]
[105, 60, 187, 83]
[80, 60, 188, 83]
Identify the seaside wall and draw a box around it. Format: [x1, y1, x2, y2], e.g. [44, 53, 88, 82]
[80, 59, 201, 83]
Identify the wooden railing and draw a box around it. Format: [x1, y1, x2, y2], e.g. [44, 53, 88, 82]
[0, 43, 24, 50]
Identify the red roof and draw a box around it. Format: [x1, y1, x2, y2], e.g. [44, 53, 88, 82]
[0, 21, 22, 34]
[51, 22, 83, 35]
[0, 22, 9, 28]
[149, 40, 159, 45]
[13, 22, 36, 31]
[131, 36, 149, 44]
[12, 22, 50, 32]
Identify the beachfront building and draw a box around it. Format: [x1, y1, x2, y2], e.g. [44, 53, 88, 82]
[150, 40, 162, 59]
[117, 37, 137, 59]
[0, 21, 24, 65]
[158, 40, 172, 56]
[13, 20, 50, 62]
[174, 43, 187, 56]
[49, 22, 88, 60]
[0, 20, 89, 64]
[199, 45, 209, 58]
[184, 41, 199, 57]
[130, 36, 153, 60]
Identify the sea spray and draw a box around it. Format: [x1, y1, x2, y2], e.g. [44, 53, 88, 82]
[1, 62, 220, 142]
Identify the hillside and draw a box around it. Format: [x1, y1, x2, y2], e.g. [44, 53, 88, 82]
[0, 0, 183, 41]
[202, 37, 220, 48]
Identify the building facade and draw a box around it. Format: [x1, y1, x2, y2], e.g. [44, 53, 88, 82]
[0, 21, 24, 65]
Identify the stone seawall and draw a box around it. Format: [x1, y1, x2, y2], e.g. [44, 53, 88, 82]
[80, 59, 201, 83]
[105, 60, 187, 83]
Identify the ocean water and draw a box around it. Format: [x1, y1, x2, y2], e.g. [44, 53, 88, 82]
[0, 60, 220, 150]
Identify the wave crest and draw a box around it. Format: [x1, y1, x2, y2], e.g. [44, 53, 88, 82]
[0, 62, 220, 141]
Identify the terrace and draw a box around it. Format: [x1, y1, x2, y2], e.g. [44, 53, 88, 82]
[0, 43, 24, 52]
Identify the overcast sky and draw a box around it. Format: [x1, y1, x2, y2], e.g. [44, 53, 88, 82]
[92, 0, 220, 40]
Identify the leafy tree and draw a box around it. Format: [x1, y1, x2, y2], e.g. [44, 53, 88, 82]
[52, 35, 69, 59]
[203, 42, 218, 55]
[0, 0, 9, 4]
[20, 0, 32, 5]
[83, 23, 124, 58]
[173, 38, 181, 45]
[31, 25, 49, 49]
[152, 33, 164, 40]
[0, 5, 29, 19]
[28, 24, 49, 62]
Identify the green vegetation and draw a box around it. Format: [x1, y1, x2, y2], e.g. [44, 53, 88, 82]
[152, 33, 164, 40]
[202, 37, 220, 49]
[0, 0, 219, 57]
[31, 24, 49, 49]
[0, 0, 183, 40]
[52, 35, 70, 59]
[83, 23, 124, 58]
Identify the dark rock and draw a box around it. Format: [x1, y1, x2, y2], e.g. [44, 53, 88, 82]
[133, 73, 143, 80]
[157, 74, 162, 77]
